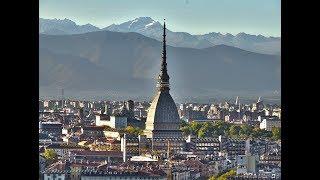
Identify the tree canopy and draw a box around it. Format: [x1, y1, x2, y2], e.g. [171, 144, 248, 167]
[43, 149, 57, 161]
[180, 121, 273, 139]
[271, 127, 281, 140]
[123, 126, 143, 136]
[43, 149, 58, 166]
[209, 169, 236, 180]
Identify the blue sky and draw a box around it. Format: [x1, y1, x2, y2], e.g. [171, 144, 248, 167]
[40, 0, 280, 37]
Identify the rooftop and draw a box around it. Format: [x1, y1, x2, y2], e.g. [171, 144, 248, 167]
[70, 150, 122, 157]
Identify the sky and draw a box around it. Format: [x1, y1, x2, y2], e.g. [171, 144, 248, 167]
[39, 0, 281, 37]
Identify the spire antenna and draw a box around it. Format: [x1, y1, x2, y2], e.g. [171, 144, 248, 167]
[157, 19, 170, 92]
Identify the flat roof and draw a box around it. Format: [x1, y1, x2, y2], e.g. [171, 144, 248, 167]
[130, 155, 158, 162]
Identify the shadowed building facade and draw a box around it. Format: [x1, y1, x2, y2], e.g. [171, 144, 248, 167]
[144, 20, 182, 139]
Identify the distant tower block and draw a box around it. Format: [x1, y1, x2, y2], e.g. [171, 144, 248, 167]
[256, 97, 264, 111]
[126, 100, 134, 118]
[257, 97, 261, 103]
[79, 107, 84, 123]
[235, 96, 239, 105]
[61, 88, 64, 109]
[126, 100, 134, 111]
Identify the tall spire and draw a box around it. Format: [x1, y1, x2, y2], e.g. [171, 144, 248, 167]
[157, 19, 170, 92]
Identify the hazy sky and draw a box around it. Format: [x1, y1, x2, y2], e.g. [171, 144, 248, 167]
[40, 0, 281, 37]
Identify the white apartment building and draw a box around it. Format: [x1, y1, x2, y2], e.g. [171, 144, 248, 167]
[259, 116, 281, 131]
[96, 115, 127, 129]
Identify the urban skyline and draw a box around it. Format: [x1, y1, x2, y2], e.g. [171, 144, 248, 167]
[39, 21, 281, 180]
[39, 2, 281, 179]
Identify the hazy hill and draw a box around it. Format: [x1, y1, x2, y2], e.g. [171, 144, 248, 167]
[39, 31, 280, 100]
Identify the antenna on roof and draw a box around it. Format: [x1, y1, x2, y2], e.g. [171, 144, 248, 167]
[257, 96, 261, 103]
[61, 88, 64, 109]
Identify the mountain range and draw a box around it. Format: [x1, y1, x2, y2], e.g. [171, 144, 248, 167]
[40, 17, 280, 55]
[39, 30, 280, 102]
[40, 18, 100, 35]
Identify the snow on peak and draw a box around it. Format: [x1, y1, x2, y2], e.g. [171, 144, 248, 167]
[129, 19, 139, 28]
[128, 17, 157, 30]
[144, 21, 156, 29]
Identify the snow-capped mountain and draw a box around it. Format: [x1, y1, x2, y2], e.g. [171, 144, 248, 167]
[39, 18, 100, 35]
[103, 17, 280, 54]
[196, 32, 281, 55]
[103, 17, 214, 49]
[39, 17, 280, 54]
[105, 17, 162, 32]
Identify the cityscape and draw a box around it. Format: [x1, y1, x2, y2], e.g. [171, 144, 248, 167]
[39, 22, 281, 180]
[39, 1, 281, 179]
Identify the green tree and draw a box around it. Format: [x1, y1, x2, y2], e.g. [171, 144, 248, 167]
[229, 125, 241, 137]
[43, 149, 58, 165]
[214, 121, 230, 136]
[125, 126, 135, 134]
[180, 120, 188, 128]
[124, 126, 143, 136]
[252, 128, 272, 138]
[43, 149, 57, 160]
[197, 122, 214, 138]
[239, 124, 253, 137]
[198, 128, 206, 138]
[272, 127, 281, 140]
[190, 121, 202, 135]
[181, 126, 192, 136]
[217, 169, 236, 180]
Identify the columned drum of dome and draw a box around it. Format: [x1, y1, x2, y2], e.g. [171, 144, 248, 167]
[144, 20, 182, 139]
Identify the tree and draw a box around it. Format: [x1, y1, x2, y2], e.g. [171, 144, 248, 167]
[229, 125, 241, 137]
[43, 149, 58, 165]
[125, 126, 135, 134]
[124, 126, 143, 136]
[181, 126, 192, 136]
[239, 124, 253, 137]
[272, 127, 281, 140]
[43, 149, 57, 161]
[180, 120, 188, 128]
[197, 122, 214, 138]
[203, 122, 214, 134]
[217, 169, 236, 180]
[190, 121, 202, 135]
[198, 128, 206, 138]
[252, 128, 272, 139]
